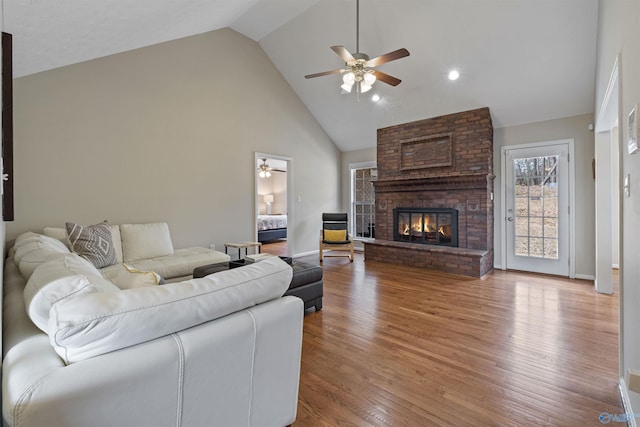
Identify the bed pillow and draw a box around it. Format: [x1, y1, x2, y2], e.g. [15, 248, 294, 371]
[120, 223, 174, 262]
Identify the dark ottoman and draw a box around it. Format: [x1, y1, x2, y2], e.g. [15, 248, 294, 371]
[193, 259, 323, 311]
[285, 261, 323, 311]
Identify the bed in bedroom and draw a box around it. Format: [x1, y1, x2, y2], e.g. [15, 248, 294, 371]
[257, 214, 287, 243]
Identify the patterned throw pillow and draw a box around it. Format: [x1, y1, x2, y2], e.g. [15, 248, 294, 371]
[66, 221, 117, 268]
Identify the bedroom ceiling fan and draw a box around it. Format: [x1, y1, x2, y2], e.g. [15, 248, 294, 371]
[258, 158, 272, 178]
[304, 0, 410, 96]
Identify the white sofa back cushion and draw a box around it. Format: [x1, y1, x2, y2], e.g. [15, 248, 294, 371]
[49, 257, 293, 363]
[120, 222, 174, 262]
[44, 225, 124, 263]
[13, 232, 71, 279]
[23, 254, 120, 333]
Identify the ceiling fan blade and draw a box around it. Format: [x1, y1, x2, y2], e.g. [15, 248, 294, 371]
[305, 68, 345, 79]
[331, 46, 356, 64]
[366, 48, 410, 67]
[372, 70, 402, 86]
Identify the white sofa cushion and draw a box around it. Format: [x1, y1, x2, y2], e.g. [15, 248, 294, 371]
[120, 222, 174, 262]
[49, 256, 293, 363]
[24, 254, 120, 333]
[45, 225, 124, 263]
[101, 247, 229, 281]
[43, 227, 70, 247]
[13, 232, 71, 280]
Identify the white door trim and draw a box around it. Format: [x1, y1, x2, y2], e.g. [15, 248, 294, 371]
[500, 139, 575, 278]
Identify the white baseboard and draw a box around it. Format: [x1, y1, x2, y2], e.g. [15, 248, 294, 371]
[493, 264, 503, 270]
[292, 249, 318, 258]
[619, 378, 638, 427]
[574, 273, 595, 281]
[613, 264, 620, 269]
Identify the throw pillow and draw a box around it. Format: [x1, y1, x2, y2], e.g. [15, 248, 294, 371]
[324, 229, 347, 242]
[66, 221, 117, 268]
[109, 263, 163, 290]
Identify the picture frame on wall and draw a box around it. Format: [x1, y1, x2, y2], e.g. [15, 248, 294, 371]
[628, 104, 639, 155]
[2, 32, 14, 221]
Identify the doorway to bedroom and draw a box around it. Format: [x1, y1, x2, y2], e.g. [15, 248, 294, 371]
[255, 154, 290, 257]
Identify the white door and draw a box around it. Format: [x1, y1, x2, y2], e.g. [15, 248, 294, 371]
[504, 143, 570, 276]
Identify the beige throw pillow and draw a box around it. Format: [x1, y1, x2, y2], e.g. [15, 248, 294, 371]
[109, 263, 163, 290]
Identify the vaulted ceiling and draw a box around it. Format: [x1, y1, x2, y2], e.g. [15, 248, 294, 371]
[3, 0, 599, 152]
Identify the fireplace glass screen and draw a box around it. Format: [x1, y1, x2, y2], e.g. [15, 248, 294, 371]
[394, 208, 458, 247]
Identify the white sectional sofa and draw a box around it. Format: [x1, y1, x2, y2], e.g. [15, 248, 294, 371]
[2, 230, 303, 427]
[42, 221, 230, 282]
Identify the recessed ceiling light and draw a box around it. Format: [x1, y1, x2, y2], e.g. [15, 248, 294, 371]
[448, 69, 460, 81]
[371, 94, 381, 102]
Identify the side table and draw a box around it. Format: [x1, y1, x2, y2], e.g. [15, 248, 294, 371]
[224, 241, 262, 259]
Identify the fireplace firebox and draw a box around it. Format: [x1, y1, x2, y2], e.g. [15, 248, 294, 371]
[393, 208, 458, 247]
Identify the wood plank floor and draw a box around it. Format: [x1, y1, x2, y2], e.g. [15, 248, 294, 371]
[291, 253, 622, 427]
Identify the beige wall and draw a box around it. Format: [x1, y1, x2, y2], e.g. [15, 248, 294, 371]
[8, 28, 340, 255]
[596, 0, 640, 410]
[493, 114, 596, 278]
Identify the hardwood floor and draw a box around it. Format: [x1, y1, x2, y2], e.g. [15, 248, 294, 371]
[292, 253, 622, 426]
[261, 239, 288, 257]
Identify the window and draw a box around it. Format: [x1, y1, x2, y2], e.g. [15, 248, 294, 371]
[350, 164, 377, 239]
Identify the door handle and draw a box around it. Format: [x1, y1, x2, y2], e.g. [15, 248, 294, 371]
[507, 216, 514, 222]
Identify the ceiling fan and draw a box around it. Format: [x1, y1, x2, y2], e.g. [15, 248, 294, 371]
[304, 0, 410, 94]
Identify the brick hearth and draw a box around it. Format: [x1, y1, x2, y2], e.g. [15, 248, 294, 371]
[364, 107, 494, 277]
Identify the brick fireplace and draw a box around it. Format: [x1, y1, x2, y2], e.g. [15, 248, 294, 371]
[364, 107, 494, 277]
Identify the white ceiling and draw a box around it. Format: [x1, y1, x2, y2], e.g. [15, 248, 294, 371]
[3, 0, 599, 152]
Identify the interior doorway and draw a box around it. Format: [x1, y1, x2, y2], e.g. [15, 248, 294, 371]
[255, 153, 292, 257]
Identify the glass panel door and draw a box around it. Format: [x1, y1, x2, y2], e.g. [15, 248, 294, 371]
[505, 143, 569, 276]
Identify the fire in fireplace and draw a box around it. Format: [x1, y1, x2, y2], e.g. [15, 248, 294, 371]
[393, 208, 458, 247]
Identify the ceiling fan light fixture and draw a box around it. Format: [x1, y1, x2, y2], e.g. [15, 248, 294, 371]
[258, 158, 272, 178]
[304, 0, 409, 97]
[363, 72, 376, 85]
[343, 72, 355, 84]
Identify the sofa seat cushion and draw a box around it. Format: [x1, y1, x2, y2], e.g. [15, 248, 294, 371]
[49, 257, 293, 363]
[100, 247, 229, 281]
[24, 254, 120, 333]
